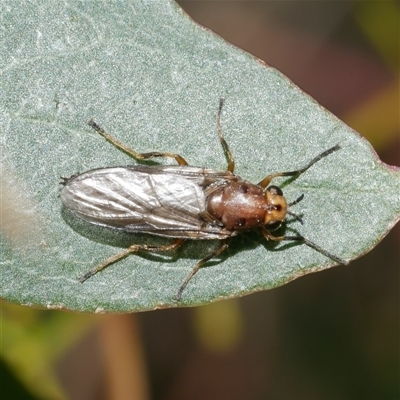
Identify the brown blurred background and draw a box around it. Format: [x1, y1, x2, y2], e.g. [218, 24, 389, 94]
[2, 2, 399, 400]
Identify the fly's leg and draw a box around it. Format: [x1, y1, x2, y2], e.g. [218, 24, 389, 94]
[261, 228, 348, 265]
[217, 99, 235, 173]
[79, 239, 185, 283]
[175, 240, 229, 301]
[88, 120, 188, 165]
[258, 145, 341, 188]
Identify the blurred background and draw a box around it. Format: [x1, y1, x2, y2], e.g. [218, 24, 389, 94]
[2, 1, 399, 399]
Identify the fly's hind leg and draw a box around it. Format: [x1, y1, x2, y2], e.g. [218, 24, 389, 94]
[79, 239, 185, 283]
[88, 120, 188, 165]
[175, 239, 229, 301]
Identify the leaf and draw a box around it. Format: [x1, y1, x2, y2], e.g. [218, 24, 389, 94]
[1, 0, 399, 312]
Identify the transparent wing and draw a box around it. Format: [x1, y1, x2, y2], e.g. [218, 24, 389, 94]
[61, 166, 235, 239]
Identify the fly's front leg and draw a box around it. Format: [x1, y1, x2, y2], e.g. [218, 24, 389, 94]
[258, 145, 341, 188]
[175, 239, 229, 301]
[261, 228, 348, 265]
[88, 120, 188, 165]
[79, 239, 185, 283]
[217, 99, 235, 173]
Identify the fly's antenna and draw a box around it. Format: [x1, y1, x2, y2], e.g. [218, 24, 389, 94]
[287, 211, 303, 224]
[289, 194, 304, 207]
[287, 194, 304, 224]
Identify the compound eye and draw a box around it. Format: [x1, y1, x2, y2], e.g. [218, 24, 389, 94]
[267, 185, 283, 196]
[265, 220, 282, 231]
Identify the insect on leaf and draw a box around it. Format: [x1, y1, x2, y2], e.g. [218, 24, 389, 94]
[1, 0, 399, 312]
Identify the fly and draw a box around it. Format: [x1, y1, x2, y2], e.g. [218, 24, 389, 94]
[60, 99, 348, 301]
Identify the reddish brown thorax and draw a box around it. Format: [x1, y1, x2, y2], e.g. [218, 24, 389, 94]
[206, 181, 288, 231]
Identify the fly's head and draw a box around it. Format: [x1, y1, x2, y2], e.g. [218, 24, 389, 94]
[263, 185, 304, 231]
[263, 186, 287, 231]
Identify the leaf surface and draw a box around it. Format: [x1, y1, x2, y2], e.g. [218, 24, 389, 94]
[1, 0, 399, 312]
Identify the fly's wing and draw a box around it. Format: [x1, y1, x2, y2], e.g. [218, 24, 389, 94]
[61, 166, 234, 239]
[124, 165, 236, 187]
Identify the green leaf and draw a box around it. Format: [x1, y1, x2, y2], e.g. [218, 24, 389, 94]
[1, 0, 399, 312]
